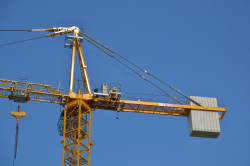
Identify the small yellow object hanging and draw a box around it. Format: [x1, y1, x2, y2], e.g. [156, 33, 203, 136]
[10, 106, 26, 124]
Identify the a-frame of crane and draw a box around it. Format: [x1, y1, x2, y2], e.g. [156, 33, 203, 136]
[0, 26, 226, 166]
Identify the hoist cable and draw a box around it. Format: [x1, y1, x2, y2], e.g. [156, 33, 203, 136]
[13, 123, 19, 166]
[14, 123, 19, 159]
[83, 36, 183, 104]
[0, 35, 47, 47]
[82, 32, 201, 106]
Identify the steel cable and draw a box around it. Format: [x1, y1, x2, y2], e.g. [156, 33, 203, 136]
[14, 123, 19, 159]
[147, 74, 201, 105]
[0, 35, 47, 47]
[84, 37, 143, 77]
[81, 32, 143, 70]
[0, 30, 197, 103]
[13, 123, 19, 166]
[82, 45, 165, 95]
[83, 37, 184, 104]
[83, 34, 184, 104]
[145, 79, 184, 105]
[82, 32, 201, 105]
[0, 29, 31, 31]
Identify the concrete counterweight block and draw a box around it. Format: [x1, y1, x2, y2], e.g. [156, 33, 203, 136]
[187, 96, 220, 139]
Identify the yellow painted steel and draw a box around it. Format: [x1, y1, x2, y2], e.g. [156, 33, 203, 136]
[76, 39, 91, 94]
[30, 27, 74, 37]
[30, 28, 55, 32]
[0, 80, 226, 119]
[68, 33, 76, 94]
[0, 26, 227, 166]
[10, 111, 26, 123]
[90, 98, 226, 119]
[0, 79, 69, 104]
[62, 91, 91, 166]
[62, 27, 92, 166]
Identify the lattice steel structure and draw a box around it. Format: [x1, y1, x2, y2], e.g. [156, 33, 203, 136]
[0, 26, 226, 166]
[61, 97, 92, 166]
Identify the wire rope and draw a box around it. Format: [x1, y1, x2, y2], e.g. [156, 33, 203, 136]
[13, 122, 19, 166]
[83, 37, 144, 77]
[14, 123, 19, 159]
[82, 45, 165, 95]
[81, 32, 144, 71]
[82, 32, 201, 105]
[0, 29, 31, 31]
[0, 35, 47, 47]
[145, 79, 184, 105]
[83, 38, 183, 104]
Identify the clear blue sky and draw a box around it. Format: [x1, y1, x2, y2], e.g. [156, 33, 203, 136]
[0, 0, 250, 166]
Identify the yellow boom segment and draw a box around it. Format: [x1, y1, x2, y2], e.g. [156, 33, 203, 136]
[0, 79, 69, 104]
[0, 79, 226, 119]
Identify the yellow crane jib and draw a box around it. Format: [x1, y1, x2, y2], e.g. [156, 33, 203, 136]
[10, 106, 26, 123]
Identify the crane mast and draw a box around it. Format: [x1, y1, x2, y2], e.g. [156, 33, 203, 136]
[0, 26, 226, 166]
[62, 26, 92, 166]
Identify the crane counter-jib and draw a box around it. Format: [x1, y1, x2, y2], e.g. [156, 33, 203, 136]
[0, 79, 69, 104]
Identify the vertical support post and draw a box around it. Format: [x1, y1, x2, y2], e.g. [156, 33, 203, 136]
[88, 107, 91, 165]
[62, 107, 67, 166]
[76, 40, 91, 94]
[68, 35, 76, 94]
[77, 101, 81, 165]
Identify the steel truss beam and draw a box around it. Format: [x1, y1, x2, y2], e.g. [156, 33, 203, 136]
[0, 79, 69, 104]
[89, 98, 226, 119]
[0, 79, 226, 120]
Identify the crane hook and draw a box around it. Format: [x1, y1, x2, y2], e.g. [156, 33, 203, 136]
[10, 106, 26, 124]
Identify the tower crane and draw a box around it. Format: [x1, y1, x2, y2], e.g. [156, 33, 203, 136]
[0, 25, 226, 166]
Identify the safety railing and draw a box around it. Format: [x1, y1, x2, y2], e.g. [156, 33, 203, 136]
[124, 92, 187, 104]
